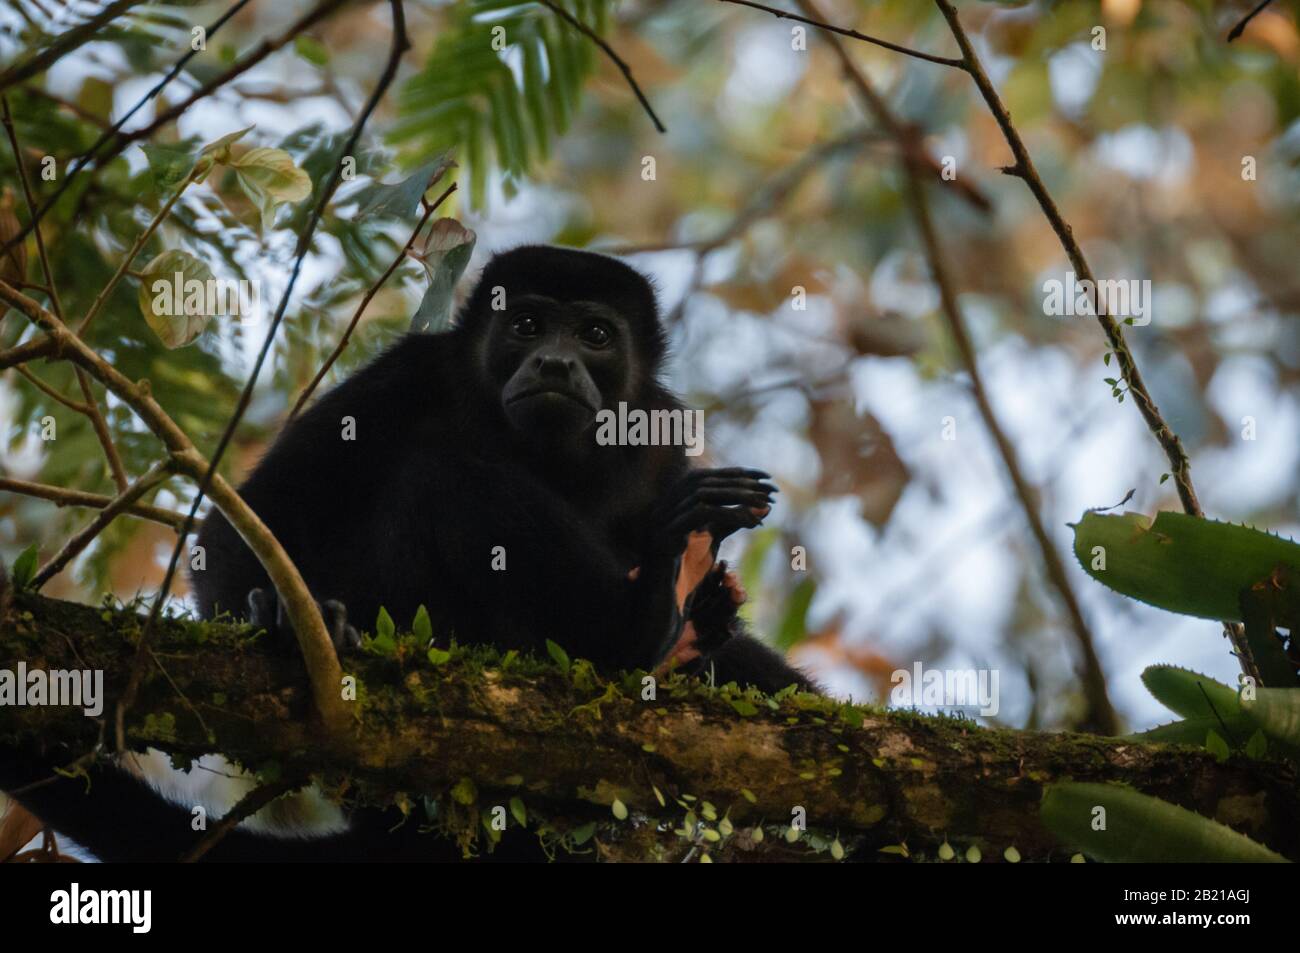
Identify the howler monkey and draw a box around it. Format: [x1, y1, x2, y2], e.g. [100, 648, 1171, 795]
[1, 245, 814, 861]
[196, 243, 812, 691]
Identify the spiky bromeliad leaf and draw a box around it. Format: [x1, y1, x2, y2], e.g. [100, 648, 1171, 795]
[391, 0, 609, 208]
[1140, 665, 1241, 720]
[1070, 511, 1300, 621]
[1131, 665, 1300, 752]
[1041, 782, 1288, 863]
[1128, 665, 1255, 745]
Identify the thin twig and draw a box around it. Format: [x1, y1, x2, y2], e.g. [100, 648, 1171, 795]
[0, 274, 348, 742]
[604, 129, 883, 257]
[121, 0, 412, 747]
[289, 182, 456, 419]
[113, 0, 354, 151]
[539, 0, 666, 133]
[929, 0, 1255, 680]
[31, 460, 175, 589]
[179, 774, 306, 862]
[0, 337, 55, 369]
[0, 0, 150, 93]
[0, 476, 187, 529]
[76, 369, 130, 491]
[3, 93, 130, 489]
[1228, 0, 1276, 41]
[12, 364, 89, 412]
[24, 86, 112, 129]
[932, 0, 1201, 517]
[0, 0, 257, 259]
[797, 0, 1118, 734]
[717, 0, 965, 69]
[718, 0, 990, 213]
[76, 166, 199, 337]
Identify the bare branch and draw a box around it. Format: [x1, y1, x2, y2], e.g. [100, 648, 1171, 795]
[112, 0, 354, 151]
[0, 338, 55, 370]
[1228, 0, 1276, 41]
[0, 476, 187, 530]
[0, 277, 349, 738]
[32, 460, 176, 589]
[11, 364, 89, 412]
[717, 0, 965, 69]
[539, 0, 666, 133]
[76, 369, 130, 492]
[0, 0, 150, 93]
[720, 0, 990, 212]
[3, 93, 129, 490]
[932, 0, 1202, 518]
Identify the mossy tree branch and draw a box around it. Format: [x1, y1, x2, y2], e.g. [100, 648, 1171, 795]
[3, 592, 1297, 862]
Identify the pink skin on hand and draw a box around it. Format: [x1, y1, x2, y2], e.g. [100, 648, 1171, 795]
[653, 567, 746, 675]
[629, 504, 764, 676]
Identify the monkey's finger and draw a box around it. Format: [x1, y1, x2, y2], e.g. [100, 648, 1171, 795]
[675, 488, 774, 511]
[684, 467, 771, 483]
[247, 588, 276, 631]
[691, 477, 778, 496]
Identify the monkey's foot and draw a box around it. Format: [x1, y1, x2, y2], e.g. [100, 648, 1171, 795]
[247, 588, 362, 654]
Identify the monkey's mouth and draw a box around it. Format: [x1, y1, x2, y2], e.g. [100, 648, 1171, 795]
[505, 387, 596, 412]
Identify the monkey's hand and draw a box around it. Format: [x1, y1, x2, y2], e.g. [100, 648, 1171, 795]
[650, 467, 777, 556]
[247, 588, 362, 655]
[648, 467, 774, 611]
[654, 562, 746, 675]
[689, 561, 747, 654]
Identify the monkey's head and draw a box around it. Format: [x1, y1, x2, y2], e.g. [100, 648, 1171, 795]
[456, 246, 667, 451]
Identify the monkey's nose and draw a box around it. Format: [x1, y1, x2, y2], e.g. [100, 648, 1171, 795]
[535, 353, 575, 379]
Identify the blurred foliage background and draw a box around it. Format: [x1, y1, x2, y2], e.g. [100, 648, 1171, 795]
[1, 0, 1297, 732]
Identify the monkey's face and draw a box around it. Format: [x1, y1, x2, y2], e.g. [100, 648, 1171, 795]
[484, 294, 633, 447]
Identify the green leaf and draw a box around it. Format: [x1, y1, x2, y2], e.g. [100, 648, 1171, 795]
[775, 576, 816, 650]
[136, 250, 217, 348]
[1242, 687, 1300, 748]
[11, 543, 38, 589]
[1070, 511, 1300, 621]
[545, 638, 570, 674]
[509, 796, 527, 827]
[1245, 729, 1268, 759]
[200, 125, 254, 160]
[140, 140, 199, 191]
[1040, 782, 1288, 863]
[375, 606, 395, 641]
[354, 155, 454, 220]
[410, 218, 477, 333]
[227, 146, 312, 230]
[1130, 716, 1254, 746]
[1205, 729, 1230, 762]
[729, 699, 759, 717]
[1139, 665, 1240, 721]
[426, 646, 451, 666]
[294, 35, 330, 66]
[450, 777, 477, 805]
[412, 604, 433, 642]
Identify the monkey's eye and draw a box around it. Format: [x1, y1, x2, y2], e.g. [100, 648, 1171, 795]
[579, 322, 612, 348]
[511, 315, 539, 337]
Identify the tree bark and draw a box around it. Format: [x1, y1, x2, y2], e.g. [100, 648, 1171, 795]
[2, 591, 1297, 861]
